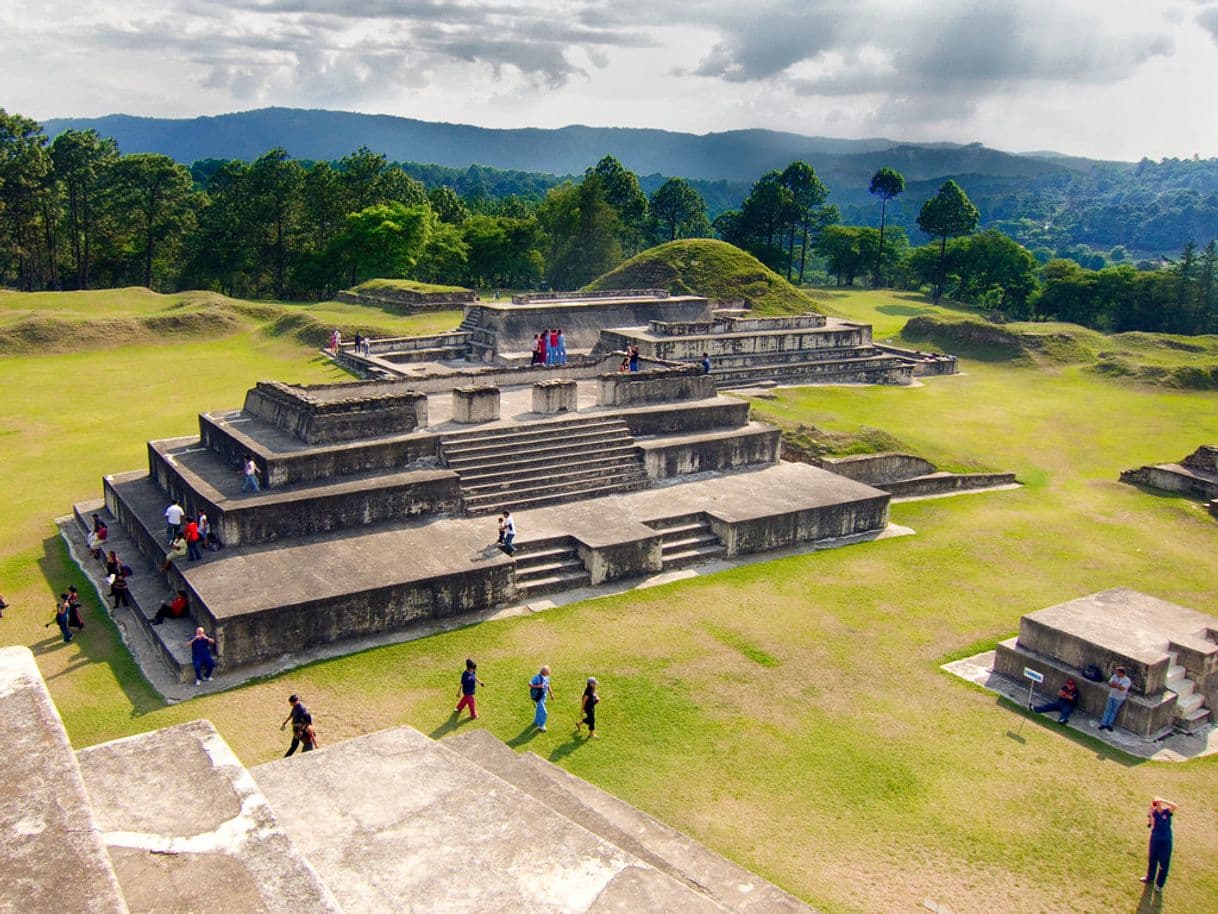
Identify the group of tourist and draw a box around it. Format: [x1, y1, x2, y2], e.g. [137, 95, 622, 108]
[450, 659, 599, 738]
[531, 328, 568, 366]
[351, 331, 372, 357]
[617, 344, 640, 372]
[46, 586, 85, 643]
[162, 500, 219, 572]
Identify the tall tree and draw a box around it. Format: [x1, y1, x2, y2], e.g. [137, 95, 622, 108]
[779, 161, 831, 283]
[110, 153, 194, 289]
[589, 156, 648, 253]
[649, 178, 707, 243]
[331, 202, 433, 285]
[0, 109, 53, 289]
[537, 175, 621, 289]
[247, 148, 303, 297]
[868, 167, 905, 288]
[916, 179, 979, 302]
[50, 129, 118, 290]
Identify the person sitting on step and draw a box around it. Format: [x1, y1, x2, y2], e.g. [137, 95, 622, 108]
[153, 589, 189, 625]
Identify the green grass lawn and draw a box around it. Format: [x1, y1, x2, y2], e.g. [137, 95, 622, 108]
[2, 287, 1216, 913]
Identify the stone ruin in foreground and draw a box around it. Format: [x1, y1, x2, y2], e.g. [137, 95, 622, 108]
[1120, 444, 1218, 519]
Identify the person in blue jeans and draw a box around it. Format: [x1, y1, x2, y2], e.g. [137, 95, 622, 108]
[529, 665, 555, 732]
[48, 594, 73, 643]
[1099, 666, 1132, 731]
[1141, 797, 1178, 892]
[187, 626, 216, 686]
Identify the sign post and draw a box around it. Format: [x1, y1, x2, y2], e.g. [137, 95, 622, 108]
[1019, 667, 1044, 734]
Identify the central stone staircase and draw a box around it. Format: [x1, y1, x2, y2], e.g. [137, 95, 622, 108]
[645, 513, 726, 569]
[512, 535, 592, 598]
[440, 416, 650, 515]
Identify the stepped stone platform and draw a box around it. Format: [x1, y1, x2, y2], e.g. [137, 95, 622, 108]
[80, 355, 892, 681]
[813, 452, 1017, 499]
[1120, 444, 1218, 506]
[335, 290, 957, 389]
[253, 724, 819, 913]
[4, 649, 812, 912]
[993, 589, 1216, 738]
[0, 647, 128, 914]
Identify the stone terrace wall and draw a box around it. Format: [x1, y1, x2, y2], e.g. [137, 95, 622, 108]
[475, 296, 711, 352]
[1182, 445, 1218, 474]
[818, 453, 936, 485]
[336, 287, 476, 313]
[511, 289, 669, 303]
[598, 365, 716, 405]
[244, 380, 428, 444]
[648, 314, 827, 336]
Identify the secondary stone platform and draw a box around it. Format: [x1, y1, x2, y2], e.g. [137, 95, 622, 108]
[79, 365, 890, 680]
[1120, 444, 1218, 511]
[993, 588, 1216, 738]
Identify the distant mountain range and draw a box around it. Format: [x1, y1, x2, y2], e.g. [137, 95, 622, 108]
[42, 106, 1112, 185]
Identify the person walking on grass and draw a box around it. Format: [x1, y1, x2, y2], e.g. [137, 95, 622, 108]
[281, 693, 311, 756]
[47, 594, 73, 643]
[1141, 797, 1178, 892]
[187, 626, 216, 686]
[66, 586, 85, 631]
[1099, 665, 1132, 731]
[455, 658, 486, 720]
[529, 665, 555, 732]
[575, 677, 599, 739]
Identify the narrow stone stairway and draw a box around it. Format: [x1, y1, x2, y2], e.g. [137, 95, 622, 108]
[645, 513, 725, 569]
[512, 535, 592, 599]
[440, 416, 649, 515]
[1166, 651, 1212, 733]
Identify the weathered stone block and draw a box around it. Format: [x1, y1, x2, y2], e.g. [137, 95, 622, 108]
[243, 380, 427, 445]
[532, 379, 578, 414]
[452, 385, 501, 423]
[598, 366, 716, 406]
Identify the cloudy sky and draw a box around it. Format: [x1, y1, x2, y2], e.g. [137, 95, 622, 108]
[3, 0, 1217, 160]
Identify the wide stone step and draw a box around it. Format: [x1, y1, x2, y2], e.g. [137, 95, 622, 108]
[705, 346, 878, 369]
[1165, 677, 1195, 698]
[1166, 663, 1187, 684]
[77, 720, 342, 914]
[443, 730, 813, 914]
[381, 345, 467, 363]
[516, 556, 586, 581]
[513, 545, 583, 570]
[662, 543, 727, 569]
[253, 725, 726, 913]
[441, 415, 626, 448]
[69, 499, 197, 684]
[644, 513, 708, 532]
[443, 427, 632, 462]
[0, 647, 130, 914]
[517, 568, 594, 597]
[463, 470, 649, 511]
[464, 477, 651, 515]
[462, 458, 646, 495]
[661, 531, 722, 553]
[452, 445, 640, 481]
[1176, 706, 1212, 729]
[446, 438, 637, 473]
[1174, 691, 1205, 713]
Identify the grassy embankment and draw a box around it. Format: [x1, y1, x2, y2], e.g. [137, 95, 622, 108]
[1, 284, 1217, 913]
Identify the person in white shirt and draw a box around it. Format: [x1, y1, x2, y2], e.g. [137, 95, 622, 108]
[164, 500, 184, 544]
[1099, 665, 1132, 731]
[499, 511, 516, 555]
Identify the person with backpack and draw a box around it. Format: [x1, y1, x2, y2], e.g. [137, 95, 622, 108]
[528, 665, 555, 732]
[455, 658, 485, 720]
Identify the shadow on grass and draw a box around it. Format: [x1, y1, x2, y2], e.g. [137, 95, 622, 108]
[506, 723, 543, 748]
[428, 711, 478, 740]
[548, 729, 592, 764]
[876, 304, 935, 318]
[1131, 883, 1162, 913]
[36, 533, 162, 718]
[999, 697, 1147, 768]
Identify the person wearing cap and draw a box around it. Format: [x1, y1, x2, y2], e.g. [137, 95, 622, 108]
[281, 694, 311, 756]
[1099, 665, 1132, 731]
[576, 677, 600, 739]
[528, 665, 554, 731]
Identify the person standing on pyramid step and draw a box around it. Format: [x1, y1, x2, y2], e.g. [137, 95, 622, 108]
[455, 658, 485, 720]
[281, 693, 311, 756]
[500, 510, 516, 556]
[529, 665, 554, 732]
[164, 498, 184, 544]
[241, 454, 261, 494]
[187, 626, 216, 686]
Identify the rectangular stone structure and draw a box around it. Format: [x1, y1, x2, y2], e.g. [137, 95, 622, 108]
[452, 384, 501, 423]
[532, 378, 578, 414]
[244, 380, 427, 445]
[598, 365, 716, 406]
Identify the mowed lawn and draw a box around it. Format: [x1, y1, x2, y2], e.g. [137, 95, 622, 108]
[2, 288, 1217, 914]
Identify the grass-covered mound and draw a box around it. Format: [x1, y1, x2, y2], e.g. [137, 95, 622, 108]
[584, 239, 824, 315]
[902, 313, 1218, 388]
[0, 287, 462, 355]
[350, 278, 470, 295]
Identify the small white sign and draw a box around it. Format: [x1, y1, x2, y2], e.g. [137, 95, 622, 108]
[1023, 668, 1044, 683]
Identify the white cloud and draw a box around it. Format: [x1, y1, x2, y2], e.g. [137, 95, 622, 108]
[2, 0, 1216, 160]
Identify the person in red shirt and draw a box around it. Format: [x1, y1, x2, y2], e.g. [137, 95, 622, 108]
[152, 589, 189, 625]
[184, 516, 202, 561]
